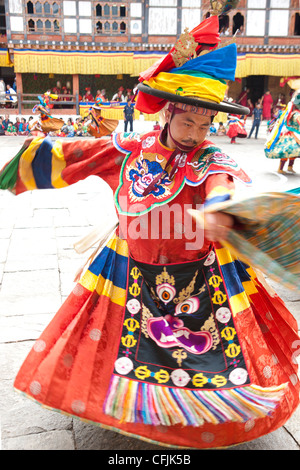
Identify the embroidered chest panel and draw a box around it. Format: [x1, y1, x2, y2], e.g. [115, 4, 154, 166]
[113, 131, 251, 216]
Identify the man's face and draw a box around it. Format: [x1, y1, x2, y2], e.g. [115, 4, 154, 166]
[165, 109, 211, 149]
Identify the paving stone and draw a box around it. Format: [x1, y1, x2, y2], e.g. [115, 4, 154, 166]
[231, 427, 299, 450]
[2, 430, 75, 450]
[0, 312, 55, 342]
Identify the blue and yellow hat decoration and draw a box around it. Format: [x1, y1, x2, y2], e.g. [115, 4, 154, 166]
[136, 4, 249, 116]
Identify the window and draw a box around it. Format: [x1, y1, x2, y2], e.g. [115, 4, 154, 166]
[104, 21, 110, 31]
[232, 12, 244, 35]
[294, 13, 300, 36]
[79, 1, 91, 17]
[64, 18, 77, 33]
[112, 5, 118, 16]
[181, 7, 201, 32]
[35, 1, 42, 13]
[269, 9, 289, 36]
[247, 0, 266, 7]
[36, 19, 43, 30]
[103, 4, 110, 16]
[79, 18, 92, 34]
[28, 19, 35, 31]
[96, 21, 102, 32]
[149, 7, 177, 34]
[130, 3, 142, 17]
[96, 4, 102, 16]
[9, 0, 23, 14]
[219, 14, 229, 34]
[131, 19, 141, 34]
[120, 21, 126, 33]
[120, 5, 126, 17]
[27, 1, 33, 14]
[53, 2, 59, 14]
[54, 19, 59, 31]
[45, 19, 51, 30]
[10, 16, 24, 31]
[246, 9, 266, 36]
[63, 1, 76, 16]
[44, 2, 51, 14]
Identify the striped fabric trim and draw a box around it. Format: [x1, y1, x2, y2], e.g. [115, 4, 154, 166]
[79, 235, 128, 306]
[204, 185, 235, 209]
[32, 137, 54, 189]
[18, 136, 69, 191]
[215, 246, 252, 316]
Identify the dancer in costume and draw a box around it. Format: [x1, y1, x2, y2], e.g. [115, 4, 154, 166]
[29, 91, 64, 135]
[0, 13, 299, 450]
[226, 113, 247, 143]
[265, 87, 300, 174]
[86, 99, 119, 139]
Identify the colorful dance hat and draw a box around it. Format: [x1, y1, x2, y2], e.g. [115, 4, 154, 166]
[136, 15, 249, 116]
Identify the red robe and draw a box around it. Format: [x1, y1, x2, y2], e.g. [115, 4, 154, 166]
[262, 93, 273, 120]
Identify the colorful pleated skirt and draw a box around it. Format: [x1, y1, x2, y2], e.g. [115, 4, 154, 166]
[14, 234, 299, 449]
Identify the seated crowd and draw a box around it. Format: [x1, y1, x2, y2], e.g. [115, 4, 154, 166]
[0, 115, 94, 137]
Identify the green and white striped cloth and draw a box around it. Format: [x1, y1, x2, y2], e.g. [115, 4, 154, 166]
[208, 192, 300, 292]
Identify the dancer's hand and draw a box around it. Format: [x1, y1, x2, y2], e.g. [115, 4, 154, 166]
[204, 212, 234, 242]
[22, 136, 34, 150]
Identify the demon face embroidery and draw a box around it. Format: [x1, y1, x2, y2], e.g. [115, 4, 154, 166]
[126, 151, 173, 200]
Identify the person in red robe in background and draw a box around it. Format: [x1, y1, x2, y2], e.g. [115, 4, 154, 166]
[83, 87, 94, 102]
[261, 90, 273, 120]
[237, 87, 253, 116]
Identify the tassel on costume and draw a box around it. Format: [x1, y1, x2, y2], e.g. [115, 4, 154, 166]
[103, 376, 288, 427]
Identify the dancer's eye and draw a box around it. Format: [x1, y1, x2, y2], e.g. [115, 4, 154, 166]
[175, 297, 200, 315]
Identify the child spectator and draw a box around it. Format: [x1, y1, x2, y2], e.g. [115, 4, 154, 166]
[5, 122, 17, 135]
[217, 122, 226, 136]
[209, 123, 217, 135]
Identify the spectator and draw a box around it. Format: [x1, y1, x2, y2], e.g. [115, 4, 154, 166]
[14, 116, 21, 132]
[6, 84, 17, 105]
[209, 122, 217, 135]
[217, 122, 226, 136]
[83, 87, 94, 102]
[248, 102, 263, 139]
[261, 90, 273, 120]
[18, 117, 28, 135]
[2, 114, 9, 130]
[76, 123, 83, 136]
[0, 117, 5, 135]
[112, 87, 125, 102]
[73, 117, 82, 132]
[5, 121, 17, 135]
[65, 118, 75, 137]
[100, 89, 107, 101]
[123, 97, 134, 132]
[96, 89, 106, 102]
[153, 121, 161, 130]
[0, 79, 5, 105]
